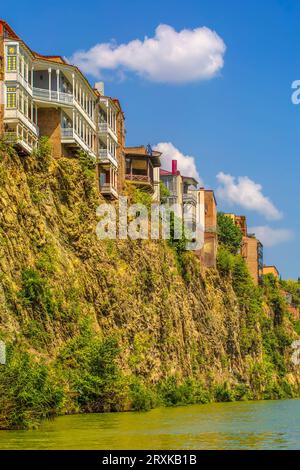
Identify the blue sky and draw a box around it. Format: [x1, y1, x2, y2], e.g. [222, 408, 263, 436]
[3, 0, 300, 278]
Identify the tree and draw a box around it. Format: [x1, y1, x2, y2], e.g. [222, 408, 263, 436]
[217, 212, 243, 254]
[160, 182, 170, 204]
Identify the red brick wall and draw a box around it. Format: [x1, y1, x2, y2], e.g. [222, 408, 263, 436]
[203, 191, 217, 268]
[38, 108, 62, 159]
[242, 236, 259, 285]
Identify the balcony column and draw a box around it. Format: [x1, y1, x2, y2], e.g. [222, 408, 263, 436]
[31, 66, 34, 87]
[48, 68, 52, 100]
[72, 73, 75, 99]
[56, 69, 60, 101]
[72, 109, 75, 136]
[16, 44, 20, 76]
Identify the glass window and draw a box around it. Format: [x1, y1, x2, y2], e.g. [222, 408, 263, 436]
[7, 55, 17, 71]
[6, 87, 16, 108]
[6, 45, 17, 72]
[100, 173, 107, 186]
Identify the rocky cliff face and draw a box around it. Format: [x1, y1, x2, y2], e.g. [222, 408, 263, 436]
[0, 140, 299, 428]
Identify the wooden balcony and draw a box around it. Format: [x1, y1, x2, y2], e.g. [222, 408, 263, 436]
[125, 173, 153, 187]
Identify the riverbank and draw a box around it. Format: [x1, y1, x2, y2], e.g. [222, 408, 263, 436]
[1, 399, 300, 450]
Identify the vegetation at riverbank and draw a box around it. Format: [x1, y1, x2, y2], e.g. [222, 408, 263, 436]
[0, 140, 300, 429]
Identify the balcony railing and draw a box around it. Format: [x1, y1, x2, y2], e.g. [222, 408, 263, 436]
[125, 174, 152, 183]
[61, 128, 74, 138]
[33, 87, 73, 104]
[99, 122, 117, 136]
[4, 127, 38, 153]
[100, 182, 118, 199]
[3, 131, 17, 144]
[99, 148, 117, 163]
[61, 127, 96, 159]
[99, 122, 109, 133]
[183, 192, 197, 205]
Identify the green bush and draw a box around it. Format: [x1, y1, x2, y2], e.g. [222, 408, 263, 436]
[264, 274, 287, 326]
[217, 245, 235, 275]
[214, 382, 236, 402]
[32, 137, 52, 171]
[160, 182, 170, 204]
[19, 268, 57, 318]
[158, 377, 211, 406]
[0, 346, 64, 430]
[130, 379, 158, 411]
[57, 335, 127, 413]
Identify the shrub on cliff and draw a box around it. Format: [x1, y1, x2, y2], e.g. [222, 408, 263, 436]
[0, 345, 64, 430]
[57, 333, 127, 413]
[217, 212, 243, 254]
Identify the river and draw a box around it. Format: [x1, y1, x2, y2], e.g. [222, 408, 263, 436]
[1, 399, 300, 450]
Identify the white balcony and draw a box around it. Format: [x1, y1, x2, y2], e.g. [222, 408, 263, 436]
[33, 87, 73, 105]
[4, 109, 39, 136]
[4, 125, 38, 154]
[61, 128, 74, 140]
[183, 192, 198, 206]
[99, 148, 118, 167]
[100, 182, 118, 199]
[61, 127, 96, 159]
[74, 98, 96, 131]
[99, 122, 117, 142]
[99, 122, 109, 133]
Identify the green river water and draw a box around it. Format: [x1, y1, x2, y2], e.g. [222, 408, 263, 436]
[1, 399, 300, 450]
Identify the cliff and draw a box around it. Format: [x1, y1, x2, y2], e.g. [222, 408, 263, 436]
[0, 139, 299, 429]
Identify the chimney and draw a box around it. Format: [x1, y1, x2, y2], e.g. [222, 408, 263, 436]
[172, 160, 177, 175]
[94, 81, 105, 95]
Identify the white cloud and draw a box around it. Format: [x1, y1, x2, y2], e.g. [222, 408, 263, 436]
[154, 142, 202, 185]
[69, 24, 226, 83]
[249, 226, 294, 247]
[216, 172, 282, 221]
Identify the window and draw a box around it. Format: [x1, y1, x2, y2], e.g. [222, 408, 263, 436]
[6, 87, 16, 108]
[100, 173, 107, 186]
[6, 45, 17, 72]
[7, 55, 17, 71]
